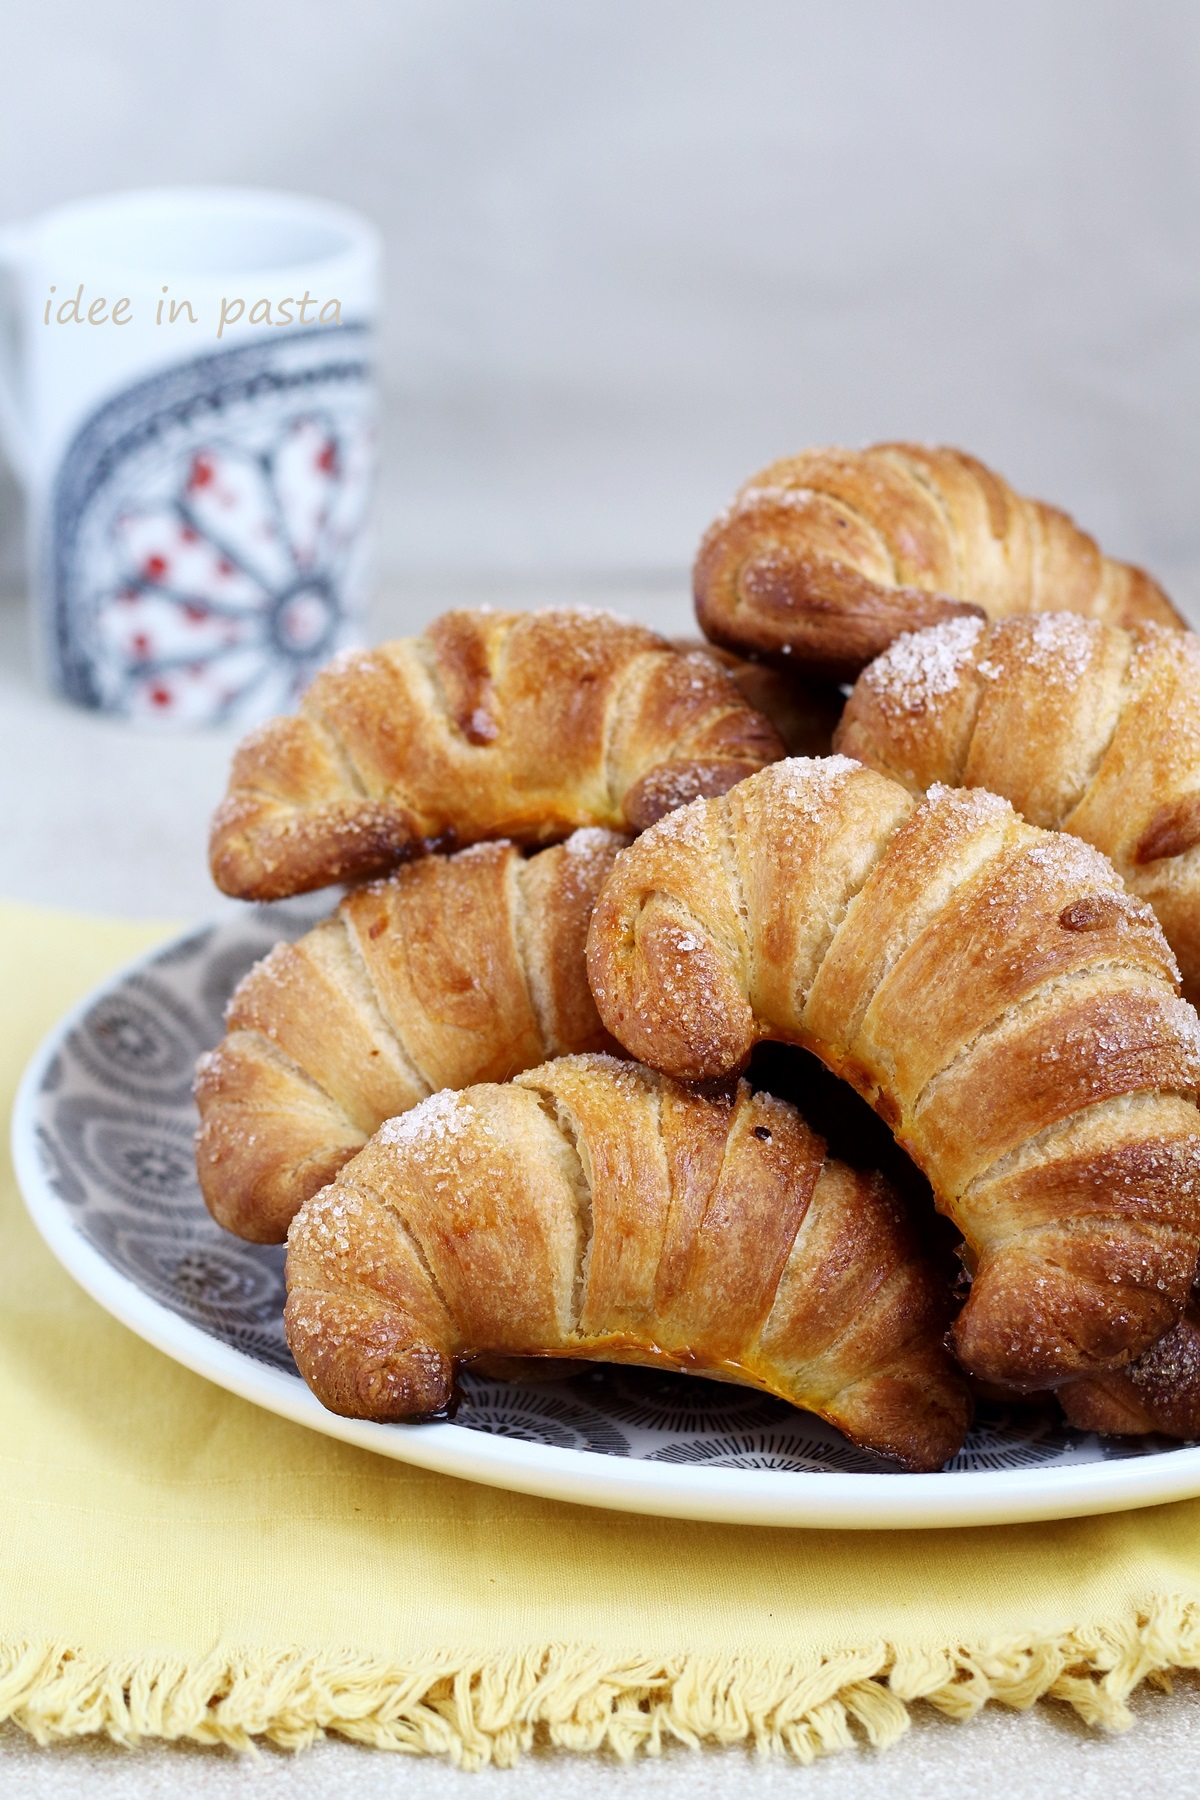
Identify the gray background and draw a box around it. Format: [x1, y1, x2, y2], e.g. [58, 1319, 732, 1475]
[3, 2, 1200, 1789]
[3, 0, 1200, 617]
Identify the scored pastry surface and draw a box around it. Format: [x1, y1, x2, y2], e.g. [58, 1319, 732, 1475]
[694, 443, 1183, 679]
[209, 608, 785, 900]
[196, 830, 628, 1243]
[283, 1053, 971, 1473]
[837, 615, 1200, 1003]
[586, 756, 1200, 1389]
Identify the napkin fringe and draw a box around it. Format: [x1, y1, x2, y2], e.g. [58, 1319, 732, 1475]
[1, 1597, 1197, 1767]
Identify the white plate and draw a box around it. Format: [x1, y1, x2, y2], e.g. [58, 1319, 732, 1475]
[13, 910, 1200, 1530]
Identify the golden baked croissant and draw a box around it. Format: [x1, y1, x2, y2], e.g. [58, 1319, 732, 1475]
[196, 830, 627, 1243]
[585, 757, 1200, 1390]
[836, 614, 1200, 1005]
[209, 608, 785, 901]
[284, 1052, 972, 1471]
[694, 444, 1183, 680]
[1060, 1302, 1200, 1440]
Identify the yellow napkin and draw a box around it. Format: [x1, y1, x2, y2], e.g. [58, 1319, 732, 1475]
[4, 898, 1200, 1767]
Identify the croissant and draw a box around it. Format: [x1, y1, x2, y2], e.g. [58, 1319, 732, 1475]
[585, 757, 1200, 1389]
[209, 608, 785, 901]
[196, 830, 628, 1243]
[694, 444, 1184, 680]
[835, 614, 1200, 1006]
[1060, 1302, 1200, 1440]
[283, 1052, 972, 1472]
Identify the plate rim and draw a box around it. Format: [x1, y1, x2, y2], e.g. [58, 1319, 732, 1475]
[13, 919, 1200, 1532]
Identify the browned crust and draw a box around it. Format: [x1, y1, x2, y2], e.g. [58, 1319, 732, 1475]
[1135, 794, 1200, 866]
[621, 759, 766, 832]
[1060, 1301, 1200, 1439]
[195, 831, 628, 1243]
[835, 614, 1200, 1006]
[283, 1055, 971, 1471]
[585, 758, 1200, 1387]
[208, 789, 420, 903]
[951, 1222, 1197, 1390]
[208, 611, 785, 902]
[694, 499, 983, 683]
[694, 444, 1184, 680]
[194, 1033, 367, 1242]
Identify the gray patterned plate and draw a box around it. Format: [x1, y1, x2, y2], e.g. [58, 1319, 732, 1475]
[13, 910, 1200, 1528]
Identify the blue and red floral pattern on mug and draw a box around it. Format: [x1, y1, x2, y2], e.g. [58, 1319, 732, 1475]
[0, 188, 380, 727]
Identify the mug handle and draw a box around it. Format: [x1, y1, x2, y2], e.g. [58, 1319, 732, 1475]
[0, 226, 31, 485]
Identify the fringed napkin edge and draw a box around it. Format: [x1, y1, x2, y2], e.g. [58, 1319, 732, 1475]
[2, 1593, 1198, 1766]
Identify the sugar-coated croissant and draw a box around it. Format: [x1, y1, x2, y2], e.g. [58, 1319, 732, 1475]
[694, 444, 1183, 680]
[196, 830, 627, 1243]
[209, 608, 785, 901]
[1060, 1303, 1200, 1441]
[284, 1053, 972, 1471]
[586, 757, 1200, 1390]
[836, 614, 1200, 1006]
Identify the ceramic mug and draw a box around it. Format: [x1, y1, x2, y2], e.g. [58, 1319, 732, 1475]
[0, 187, 380, 726]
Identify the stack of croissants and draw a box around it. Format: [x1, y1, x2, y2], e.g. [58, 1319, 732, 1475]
[195, 443, 1200, 1474]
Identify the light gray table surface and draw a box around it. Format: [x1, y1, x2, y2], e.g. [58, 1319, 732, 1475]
[1, 580, 1198, 1795]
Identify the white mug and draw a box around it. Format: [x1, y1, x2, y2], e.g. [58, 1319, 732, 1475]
[0, 187, 381, 726]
